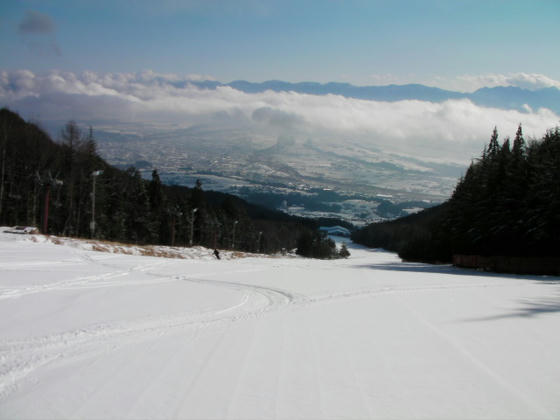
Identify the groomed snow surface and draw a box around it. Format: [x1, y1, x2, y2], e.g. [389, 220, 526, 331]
[1, 231, 559, 419]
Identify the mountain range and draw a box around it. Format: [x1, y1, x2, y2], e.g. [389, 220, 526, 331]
[187, 80, 560, 114]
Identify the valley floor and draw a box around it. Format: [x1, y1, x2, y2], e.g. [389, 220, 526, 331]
[0, 231, 559, 419]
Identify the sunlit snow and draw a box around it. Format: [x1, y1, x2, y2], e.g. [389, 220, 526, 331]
[1, 230, 559, 419]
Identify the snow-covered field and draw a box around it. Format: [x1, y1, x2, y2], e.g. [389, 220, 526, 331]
[1, 230, 559, 419]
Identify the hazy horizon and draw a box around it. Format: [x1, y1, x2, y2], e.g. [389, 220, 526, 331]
[2, 1, 559, 87]
[2, 1, 560, 197]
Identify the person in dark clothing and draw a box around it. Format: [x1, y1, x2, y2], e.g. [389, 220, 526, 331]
[213, 249, 221, 260]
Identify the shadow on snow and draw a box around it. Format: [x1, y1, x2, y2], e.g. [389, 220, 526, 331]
[463, 295, 560, 322]
[356, 260, 559, 280]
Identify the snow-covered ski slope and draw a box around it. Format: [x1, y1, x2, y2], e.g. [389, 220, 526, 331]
[1, 231, 559, 419]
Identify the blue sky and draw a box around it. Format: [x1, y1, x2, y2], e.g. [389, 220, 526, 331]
[1, 1, 560, 164]
[1, 0, 559, 87]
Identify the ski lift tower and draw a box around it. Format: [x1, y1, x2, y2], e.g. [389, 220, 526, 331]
[90, 170, 103, 238]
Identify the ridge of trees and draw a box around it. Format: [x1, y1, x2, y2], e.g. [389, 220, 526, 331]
[352, 125, 560, 265]
[0, 108, 330, 254]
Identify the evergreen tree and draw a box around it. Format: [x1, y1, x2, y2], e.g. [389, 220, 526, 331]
[512, 124, 526, 161]
[487, 126, 500, 159]
[148, 169, 168, 243]
[0, 108, 346, 255]
[354, 124, 560, 268]
[296, 230, 339, 259]
[339, 243, 350, 258]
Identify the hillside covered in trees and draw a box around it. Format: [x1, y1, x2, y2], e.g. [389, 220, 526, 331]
[352, 125, 560, 272]
[0, 108, 327, 254]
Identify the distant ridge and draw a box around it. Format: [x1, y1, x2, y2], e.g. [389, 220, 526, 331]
[189, 80, 560, 114]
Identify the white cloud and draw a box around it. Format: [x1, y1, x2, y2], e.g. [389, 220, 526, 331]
[1, 70, 558, 162]
[431, 73, 560, 92]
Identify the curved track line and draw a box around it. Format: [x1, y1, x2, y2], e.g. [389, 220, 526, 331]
[0, 274, 303, 399]
[0, 244, 535, 402]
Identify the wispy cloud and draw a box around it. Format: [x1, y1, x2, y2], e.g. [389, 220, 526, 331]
[17, 10, 61, 57]
[18, 10, 55, 34]
[1, 70, 558, 162]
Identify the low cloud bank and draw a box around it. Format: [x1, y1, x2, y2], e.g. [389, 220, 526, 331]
[432, 72, 560, 93]
[1, 70, 558, 162]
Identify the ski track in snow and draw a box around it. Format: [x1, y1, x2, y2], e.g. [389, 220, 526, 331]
[1, 234, 559, 419]
[0, 243, 536, 400]
[0, 264, 526, 401]
[0, 260, 173, 300]
[0, 281, 287, 398]
[394, 292, 556, 419]
[0, 241, 314, 399]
